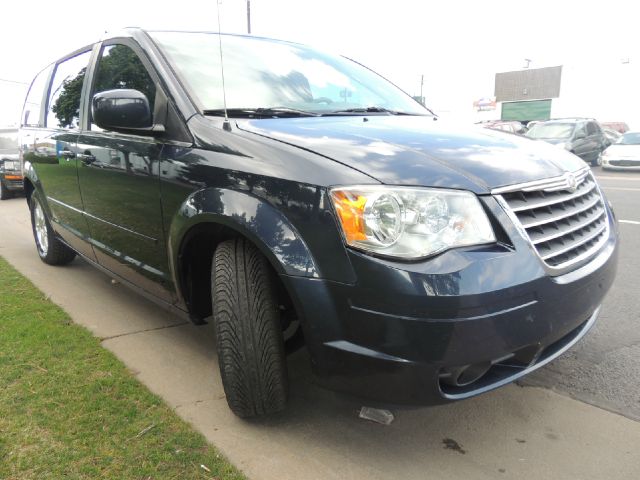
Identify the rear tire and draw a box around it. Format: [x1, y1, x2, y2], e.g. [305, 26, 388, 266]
[0, 180, 11, 200]
[212, 238, 288, 417]
[30, 192, 76, 265]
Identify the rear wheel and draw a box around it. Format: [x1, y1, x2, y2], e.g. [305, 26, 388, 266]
[212, 237, 288, 417]
[30, 192, 76, 265]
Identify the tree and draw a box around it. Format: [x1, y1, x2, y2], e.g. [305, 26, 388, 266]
[51, 69, 85, 129]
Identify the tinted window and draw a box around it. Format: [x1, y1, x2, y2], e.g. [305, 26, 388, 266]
[91, 44, 156, 129]
[46, 51, 92, 129]
[22, 65, 53, 127]
[586, 122, 597, 135]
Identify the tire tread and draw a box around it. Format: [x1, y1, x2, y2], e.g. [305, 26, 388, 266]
[212, 238, 288, 417]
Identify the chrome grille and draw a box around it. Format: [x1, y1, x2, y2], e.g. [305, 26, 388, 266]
[494, 169, 608, 270]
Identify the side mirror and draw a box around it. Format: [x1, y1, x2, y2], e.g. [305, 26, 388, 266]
[92, 89, 163, 135]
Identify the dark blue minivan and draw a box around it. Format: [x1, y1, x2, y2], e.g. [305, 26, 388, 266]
[20, 29, 618, 417]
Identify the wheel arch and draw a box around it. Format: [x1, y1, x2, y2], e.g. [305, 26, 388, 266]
[23, 176, 35, 203]
[169, 187, 319, 322]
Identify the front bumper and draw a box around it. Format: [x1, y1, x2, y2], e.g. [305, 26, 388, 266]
[1, 174, 24, 191]
[282, 201, 619, 405]
[602, 158, 640, 170]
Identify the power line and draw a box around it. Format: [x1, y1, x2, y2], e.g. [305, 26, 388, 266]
[0, 78, 29, 85]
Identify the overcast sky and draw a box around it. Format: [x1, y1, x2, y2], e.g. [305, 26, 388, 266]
[0, 0, 637, 127]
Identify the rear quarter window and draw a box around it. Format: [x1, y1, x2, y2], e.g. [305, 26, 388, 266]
[46, 50, 92, 130]
[22, 65, 53, 127]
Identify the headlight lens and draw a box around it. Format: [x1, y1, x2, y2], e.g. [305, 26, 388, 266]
[330, 186, 496, 259]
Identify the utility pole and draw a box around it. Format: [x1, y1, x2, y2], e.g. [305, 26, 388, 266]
[247, 0, 251, 34]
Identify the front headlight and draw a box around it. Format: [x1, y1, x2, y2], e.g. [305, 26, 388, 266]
[329, 186, 496, 259]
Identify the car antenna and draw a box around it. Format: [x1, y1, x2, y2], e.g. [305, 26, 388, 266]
[216, 0, 232, 132]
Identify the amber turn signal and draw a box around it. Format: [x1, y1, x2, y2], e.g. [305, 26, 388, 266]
[330, 190, 368, 242]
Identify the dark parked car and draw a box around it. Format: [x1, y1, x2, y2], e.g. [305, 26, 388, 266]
[0, 128, 23, 199]
[525, 118, 610, 166]
[20, 29, 618, 417]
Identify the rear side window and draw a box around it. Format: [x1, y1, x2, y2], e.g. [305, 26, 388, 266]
[586, 122, 597, 135]
[22, 65, 53, 127]
[46, 50, 92, 129]
[91, 44, 156, 130]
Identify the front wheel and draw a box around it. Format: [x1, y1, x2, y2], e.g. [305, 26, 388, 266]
[212, 238, 288, 417]
[592, 152, 603, 167]
[30, 193, 76, 265]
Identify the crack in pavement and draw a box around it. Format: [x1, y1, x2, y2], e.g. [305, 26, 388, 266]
[100, 321, 191, 342]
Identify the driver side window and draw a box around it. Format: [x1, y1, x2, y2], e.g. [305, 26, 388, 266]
[91, 44, 156, 131]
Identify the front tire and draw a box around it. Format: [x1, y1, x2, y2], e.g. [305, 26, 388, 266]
[592, 152, 602, 167]
[30, 192, 76, 265]
[212, 238, 288, 418]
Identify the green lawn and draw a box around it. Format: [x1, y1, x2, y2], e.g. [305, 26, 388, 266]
[0, 256, 245, 480]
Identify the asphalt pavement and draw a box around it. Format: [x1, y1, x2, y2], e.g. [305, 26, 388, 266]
[522, 167, 640, 421]
[1, 167, 639, 480]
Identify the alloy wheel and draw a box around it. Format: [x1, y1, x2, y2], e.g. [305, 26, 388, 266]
[33, 201, 49, 255]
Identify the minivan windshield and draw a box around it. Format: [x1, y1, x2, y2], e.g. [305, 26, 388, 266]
[526, 123, 575, 139]
[149, 31, 430, 117]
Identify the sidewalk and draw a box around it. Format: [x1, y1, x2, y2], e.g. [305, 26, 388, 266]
[1, 197, 639, 480]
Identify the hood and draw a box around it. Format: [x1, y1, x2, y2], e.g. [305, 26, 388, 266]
[605, 144, 640, 158]
[236, 116, 585, 193]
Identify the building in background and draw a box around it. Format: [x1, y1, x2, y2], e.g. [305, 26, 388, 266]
[473, 61, 638, 129]
[495, 66, 562, 123]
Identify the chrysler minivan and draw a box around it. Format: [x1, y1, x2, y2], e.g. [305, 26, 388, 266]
[20, 29, 618, 417]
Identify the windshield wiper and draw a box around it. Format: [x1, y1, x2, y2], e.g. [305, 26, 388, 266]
[202, 107, 320, 118]
[323, 106, 431, 116]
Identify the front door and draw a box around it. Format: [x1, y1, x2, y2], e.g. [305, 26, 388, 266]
[76, 42, 173, 302]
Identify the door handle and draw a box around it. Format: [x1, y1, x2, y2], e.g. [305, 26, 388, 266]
[77, 153, 96, 165]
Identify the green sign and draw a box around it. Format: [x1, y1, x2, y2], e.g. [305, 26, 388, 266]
[501, 99, 551, 121]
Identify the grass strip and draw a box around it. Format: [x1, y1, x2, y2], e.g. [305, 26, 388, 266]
[0, 256, 245, 480]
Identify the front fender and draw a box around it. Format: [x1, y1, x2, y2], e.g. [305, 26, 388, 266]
[169, 187, 319, 279]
